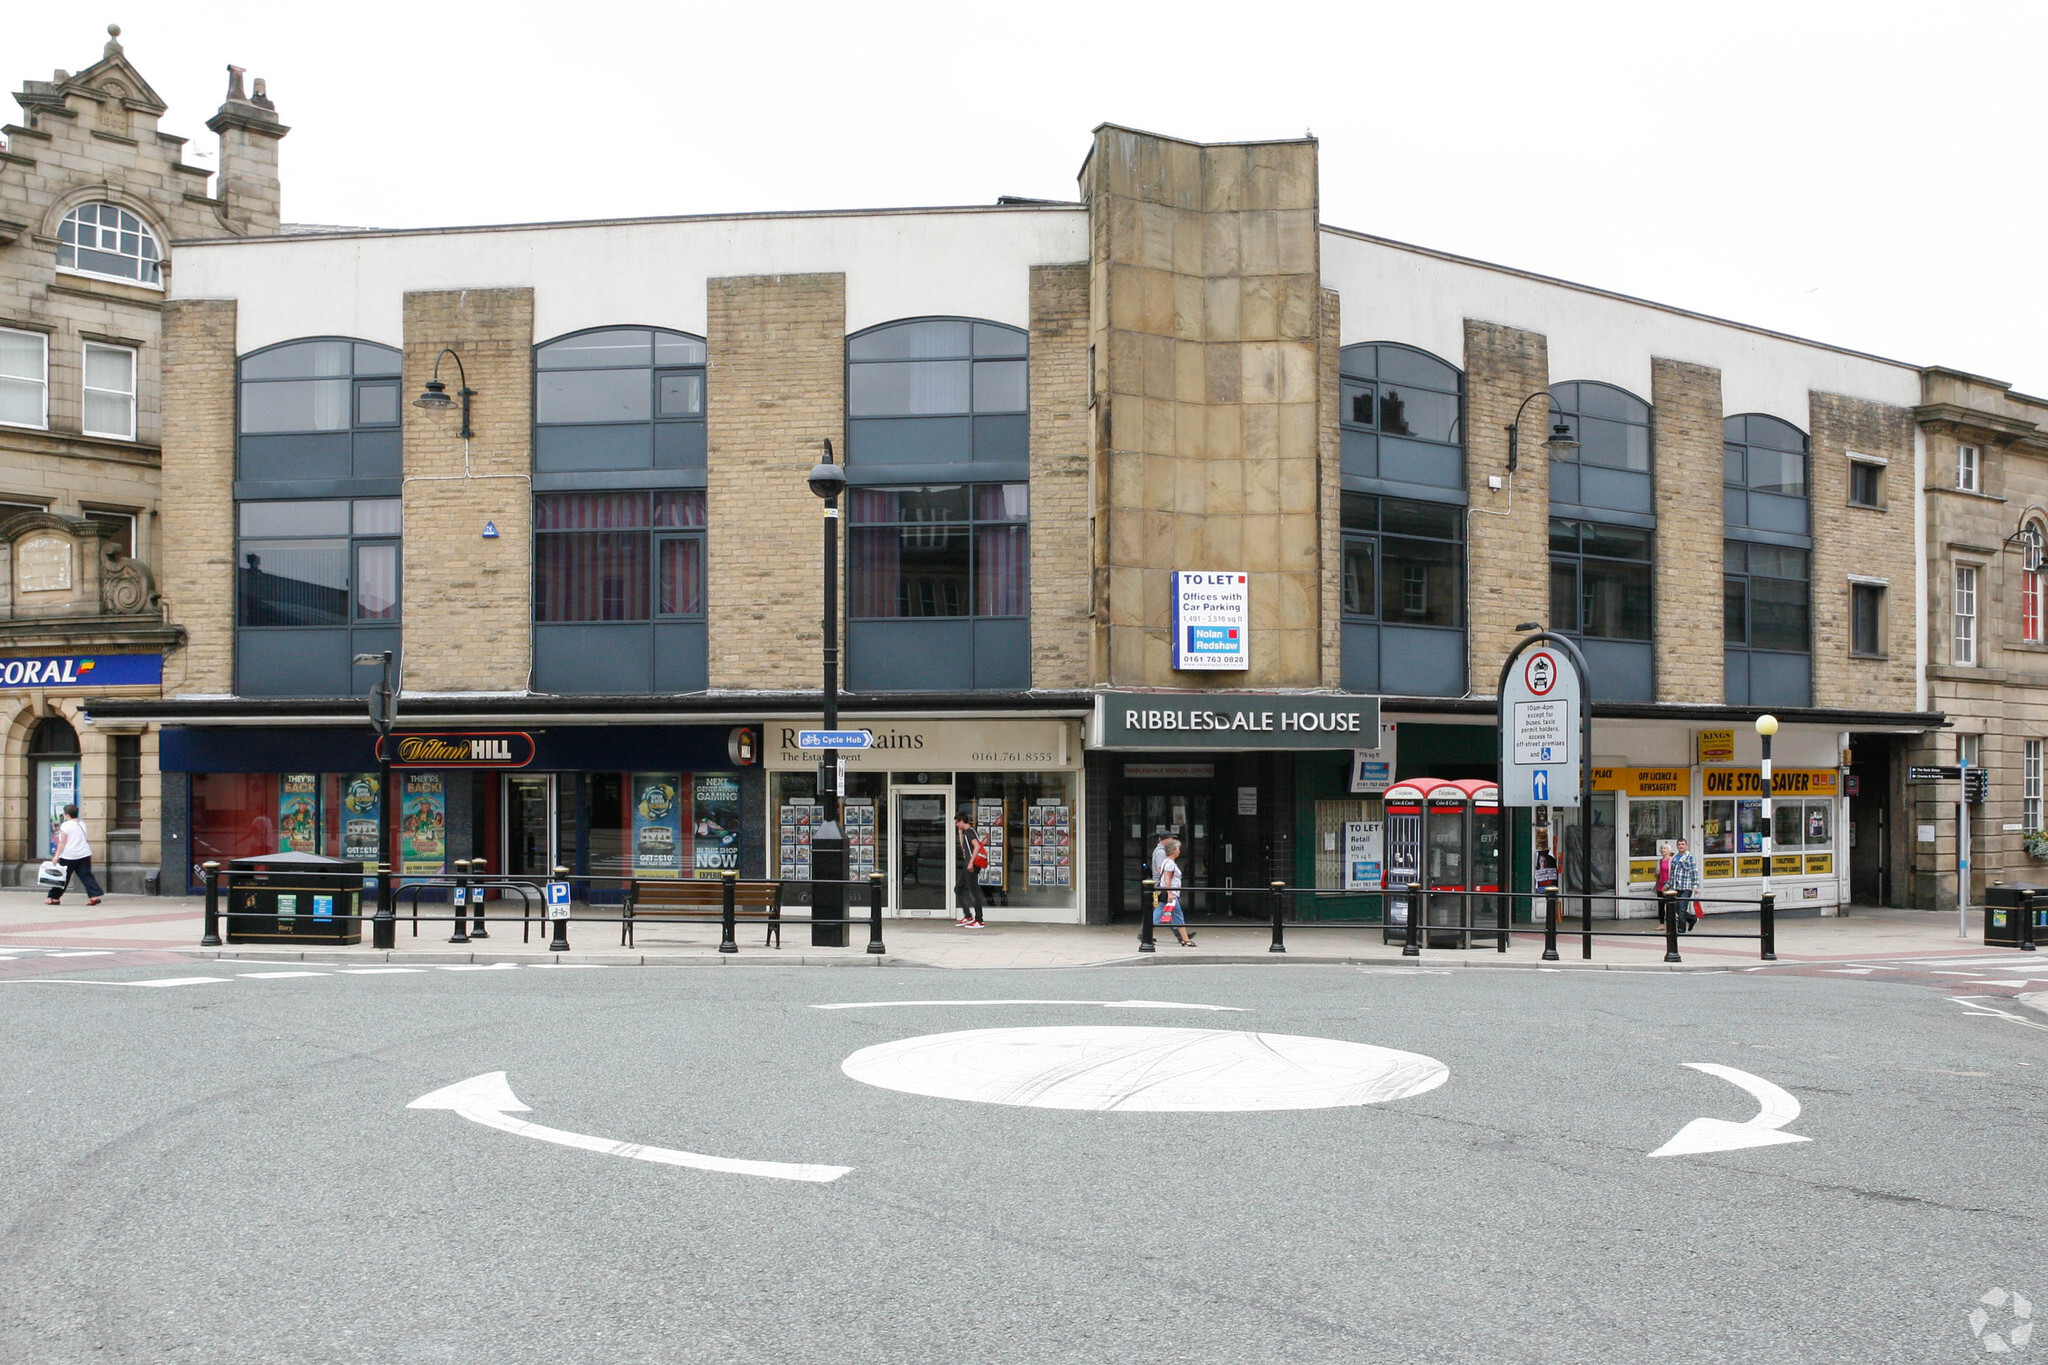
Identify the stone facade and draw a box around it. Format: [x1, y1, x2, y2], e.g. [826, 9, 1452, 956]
[1084, 126, 1323, 688]
[0, 29, 287, 890]
[1027, 262, 1093, 689]
[399, 288, 535, 692]
[1809, 391, 1917, 711]
[704, 273, 847, 691]
[1461, 321, 1552, 689]
[1910, 369, 2048, 908]
[1651, 359, 1724, 702]
[157, 297, 236, 694]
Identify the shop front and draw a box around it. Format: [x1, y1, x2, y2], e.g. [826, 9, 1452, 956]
[764, 717, 1085, 922]
[160, 724, 762, 894]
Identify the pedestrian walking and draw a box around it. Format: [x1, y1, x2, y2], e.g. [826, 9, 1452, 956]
[954, 812, 987, 928]
[1666, 837, 1700, 933]
[1150, 830, 1172, 881]
[46, 804, 104, 906]
[1157, 836, 1194, 947]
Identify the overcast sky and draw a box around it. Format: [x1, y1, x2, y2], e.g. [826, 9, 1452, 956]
[17, 1, 2046, 392]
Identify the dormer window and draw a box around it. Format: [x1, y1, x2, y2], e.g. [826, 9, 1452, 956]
[57, 203, 161, 287]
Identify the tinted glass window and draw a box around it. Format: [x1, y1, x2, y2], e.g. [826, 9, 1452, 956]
[1724, 414, 1810, 505]
[1549, 383, 1652, 473]
[238, 340, 403, 438]
[847, 483, 1028, 619]
[1337, 343, 1462, 448]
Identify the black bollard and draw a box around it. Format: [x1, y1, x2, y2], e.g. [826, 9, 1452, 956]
[1496, 890, 1509, 954]
[200, 861, 222, 947]
[1760, 891, 1776, 961]
[1138, 878, 1156, 952]
[372, 863, 395, 950]
[1542, 889, 1559, 961]
[867, 873, 886, 955]
[1269, 880, 1286, 953]
[1582, 889, 1593, 961]
[469, 857, 488, 939]
[719, 871, 738, 954]
[2023, 890, 2038, 953]
[1662, 894, 1681, 964]
[448, 859, 471, 945]
[1402, 883, 1420, 957]
[549, 864, 571, 953]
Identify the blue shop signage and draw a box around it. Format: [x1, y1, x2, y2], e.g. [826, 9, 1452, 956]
[0, 653, 163, 689]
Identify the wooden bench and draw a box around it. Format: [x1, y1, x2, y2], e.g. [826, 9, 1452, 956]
[622, 877, 783, 948]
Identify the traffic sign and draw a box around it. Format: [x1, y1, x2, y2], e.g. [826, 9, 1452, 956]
[545, 882, 572, 921]
[1908, 765, 1960, 783]
[1965, 768, 1990, 804]
[796, 729, 874, 750]
[1499, 642, 1583, 809]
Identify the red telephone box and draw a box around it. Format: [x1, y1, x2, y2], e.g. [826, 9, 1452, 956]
[1382, 778, 1501, 949]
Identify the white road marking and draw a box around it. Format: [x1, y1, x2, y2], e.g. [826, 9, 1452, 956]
[45, 950, 114, 957]
[840, 1026, 1449, 1113]
[1970, 980, 2036, 988]
[407, 1072, 850, 1183]
[814, 999, 1247, 1012]
[1947, 997, 2048, 1032]
[238, 971, 331, 979]
[0, 976, 235, 989]
[435, 963, 521, 972]
[1822, 969, 1874, 975]
[527, 962, 609, 969]
[1648, 1063, 1812, 1157]
[338, 967, 428, 974]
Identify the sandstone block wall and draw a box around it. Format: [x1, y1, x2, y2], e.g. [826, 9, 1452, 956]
[1652, 359, 1725, 702]
[1462, 320, 1551, 689]
[1028, 263, 1092, 689]
[157, 297, 236, 694]
[1809, 391, 1916, 710]
[705, 274, 846, 691]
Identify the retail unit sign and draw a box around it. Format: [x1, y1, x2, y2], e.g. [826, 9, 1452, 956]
[1341, 821, 1384, 891]
[377, 731, 537, 769]
[1170, 571, 1249, 671]
[1348, 722, 1399, 794]
[1499, 644, 1582, 808]
[766, 719, 1078, 771]
[1091, 693, 1380, 751]
[1, 652, 162, 689]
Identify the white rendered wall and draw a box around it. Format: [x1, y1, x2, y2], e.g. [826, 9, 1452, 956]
[1321, 229, 1920, 423]
[170, 207, 1091, 353]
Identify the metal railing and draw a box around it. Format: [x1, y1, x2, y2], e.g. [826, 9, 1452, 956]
[1133, 878, 1790, 963]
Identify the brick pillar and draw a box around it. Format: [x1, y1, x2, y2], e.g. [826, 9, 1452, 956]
[1810, 392, 1917, 711]
[1463, 320, 1551, 690]
[401, 289, 535, 692]
[705, 274, 846, 691]
[159, 298, 238, 695]
[1651, 358, 1724, 702]
[1317, 288, 1342, 686]
[1029, 262, 1093, 688]
[1084, 127, 1323, 688]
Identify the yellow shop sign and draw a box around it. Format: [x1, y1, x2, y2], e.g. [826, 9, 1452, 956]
[1591, 767, 1690, 797]
[1697, 729, 1735, 764]
[1703, 768, 1839, 797]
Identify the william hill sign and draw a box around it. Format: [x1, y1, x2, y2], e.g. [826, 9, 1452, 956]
[377, 731, 536, 769]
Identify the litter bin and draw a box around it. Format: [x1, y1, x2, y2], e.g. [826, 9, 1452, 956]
[1983, 882, 2047, 948]
[226, 851, 365, 945]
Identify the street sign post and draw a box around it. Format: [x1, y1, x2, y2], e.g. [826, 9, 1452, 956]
[795, 729, 874, 750]
[1498, 632, 1594, 963]
[1908, 765, 1961, 783]
[545, 880, 571, 952]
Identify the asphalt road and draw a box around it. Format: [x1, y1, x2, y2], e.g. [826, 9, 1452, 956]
[1, 956, 2043, 1364]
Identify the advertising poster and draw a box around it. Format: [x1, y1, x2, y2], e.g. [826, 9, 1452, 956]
[691, 774, 743, 877]
[1341, 821, 1384, 891]
[780, 800, 817, 880]
[1169, 571, 1250, 671]
[46, 762, 76, 856]
[341, 774, 381, 862]
[632, 773, 684, 879]
[400, 773, 446, 876]
[279, 774, 320, 854]
[1348, 722, 1399, 795]
[975, 798, 1006, 888]
[843, 798, 877, 878]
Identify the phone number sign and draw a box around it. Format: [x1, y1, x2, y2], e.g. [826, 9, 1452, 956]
[1171, 571, 1249, 672]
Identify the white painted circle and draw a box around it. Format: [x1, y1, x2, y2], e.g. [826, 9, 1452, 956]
[840, 1026, 1449, 1113]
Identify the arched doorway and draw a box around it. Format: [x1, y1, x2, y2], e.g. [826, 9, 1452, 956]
[28, 716, 80, 859]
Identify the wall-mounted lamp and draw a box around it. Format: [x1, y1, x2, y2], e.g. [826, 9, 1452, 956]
[414, 347, 475, 440]
[1505, 390, 1578, 473]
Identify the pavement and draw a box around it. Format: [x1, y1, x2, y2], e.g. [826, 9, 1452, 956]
[3, 887, 2042, 975]
[2, 958, 2044, 1363]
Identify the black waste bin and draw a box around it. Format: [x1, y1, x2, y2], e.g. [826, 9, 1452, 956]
[1983, 883, 2047, 947]
[226, 852, 365, 945]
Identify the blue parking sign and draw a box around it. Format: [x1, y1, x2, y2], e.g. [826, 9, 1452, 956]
[545, 881, 572, 920]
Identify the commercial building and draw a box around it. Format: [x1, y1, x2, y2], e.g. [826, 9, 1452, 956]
[97, 123, 1944, 920]
[0, 29, 286, 890]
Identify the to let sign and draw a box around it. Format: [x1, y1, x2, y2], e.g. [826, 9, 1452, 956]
[1170, 571, 1250, 671]
[377, 731, 536, 769]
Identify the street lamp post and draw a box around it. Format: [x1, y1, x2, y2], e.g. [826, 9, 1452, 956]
[1756, 714, 1778, 948]
[807, 441, 848, 948]
[353, 650, 397, 949]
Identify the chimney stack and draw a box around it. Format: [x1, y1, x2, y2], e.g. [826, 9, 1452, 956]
[206, 62, 289, 234]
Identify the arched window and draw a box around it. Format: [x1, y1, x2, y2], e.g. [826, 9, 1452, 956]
[534, 327, 706, 473]
[1722, 414, 1812, 707]
[1548, 383, 1655, 701]
[844, 318, 1030, 690]
[530, 328, 709, 695]
[2024, 518, 2046, 645]
[57, 203, 162, 286]
[234, 339, 404, 697]
[1338, 343, 1463, 493]
[28, 715, 80, 857]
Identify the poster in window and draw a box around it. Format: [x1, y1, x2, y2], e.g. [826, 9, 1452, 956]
[279, 774, 320, 854]
[843, 799, 877, 878]
[692, 774, 742, 877]
[341, 774, 381, 861]
[633, 773, 683, 879]
[780, 799, 816, 880]
[975, 798, 1006, 888]
[400, 773, 446, 875]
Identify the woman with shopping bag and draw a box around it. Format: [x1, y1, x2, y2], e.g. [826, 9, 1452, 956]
[1156, 837, 1194, 947]
[45, 804, 104, 905]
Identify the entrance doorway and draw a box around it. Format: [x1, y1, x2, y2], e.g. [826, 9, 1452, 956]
[502, 774, 556, 880]
[1848, 734, 1895, 906]
[1119, 789, 1216, 917]
[29, 716, 80, 859]
[892, 788, 952, 917]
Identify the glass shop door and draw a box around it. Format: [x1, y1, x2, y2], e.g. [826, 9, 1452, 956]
[891, 788, 953, 917]
[503, 774, 556, 880]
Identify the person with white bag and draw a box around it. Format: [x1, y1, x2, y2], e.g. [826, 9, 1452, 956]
[44, 804, 104, 905]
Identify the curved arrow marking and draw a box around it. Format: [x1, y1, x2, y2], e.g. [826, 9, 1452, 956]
[1648, 1063, 1812, 1158]
[408, 1072, 851, 1183]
